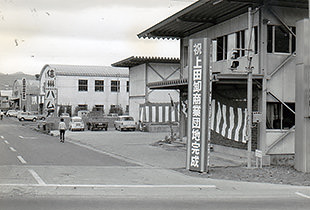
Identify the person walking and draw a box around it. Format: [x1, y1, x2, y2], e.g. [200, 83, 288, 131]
[58, 118, 67, 143]
[0, 110, 4, 120]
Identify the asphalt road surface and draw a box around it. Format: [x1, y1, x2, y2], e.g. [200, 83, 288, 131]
[1, 117, 310, 210]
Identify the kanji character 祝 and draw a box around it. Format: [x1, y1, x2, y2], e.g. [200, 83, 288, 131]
[193, 43, 202, 55]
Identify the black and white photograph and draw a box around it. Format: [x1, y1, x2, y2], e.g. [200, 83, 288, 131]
[1, 0, 310, 209]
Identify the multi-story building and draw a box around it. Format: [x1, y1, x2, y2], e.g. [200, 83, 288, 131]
[138, 0, 308, 164]
[39, 64, 129, 116]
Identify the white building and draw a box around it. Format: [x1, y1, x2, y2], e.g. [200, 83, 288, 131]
[39, 64, 129, 116]
[112, 56, 180, 125]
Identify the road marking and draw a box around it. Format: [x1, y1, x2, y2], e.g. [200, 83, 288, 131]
[9, 147, 16, 152]
[17, 156, 27, 164]
[0, 136, 4, 139]
[4, 140, 9, 144]
[19, 136, 24, 139]
[28, 169, 46, 186]
[296, 192, 310, 199]
[0, 183, 216, 188]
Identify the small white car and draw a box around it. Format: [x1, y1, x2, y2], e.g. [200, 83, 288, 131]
[6, 110, 19, 117]
[114, 116, 137, 131]
[69, 116, 85, 131]
[17, 112, 37, 121]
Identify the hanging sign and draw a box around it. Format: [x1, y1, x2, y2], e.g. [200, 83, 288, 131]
[187, 38, 212, 173]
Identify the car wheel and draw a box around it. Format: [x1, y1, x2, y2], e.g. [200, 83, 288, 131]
[20, 118, 24, 121]
[105, 127, 108, 131]
[33, 118, 37, 122]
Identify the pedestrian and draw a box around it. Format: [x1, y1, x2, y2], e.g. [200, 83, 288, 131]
[58, 118, 67, 143]
[0, 110, 3, 120]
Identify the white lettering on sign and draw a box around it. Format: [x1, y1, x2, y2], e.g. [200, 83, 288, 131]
[255, 149, 262, 158]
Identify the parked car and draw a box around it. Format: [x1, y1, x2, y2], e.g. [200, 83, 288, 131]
[6, 110, 19, 117]
[83, 111, 108, 131]
[30, 111, 46, 120]
[114, 116, 137, 131]
[69, 116, 85, 131]
[17, 112, 37, 122]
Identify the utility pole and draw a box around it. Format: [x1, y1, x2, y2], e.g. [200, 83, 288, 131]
[247, 7, 253, 168]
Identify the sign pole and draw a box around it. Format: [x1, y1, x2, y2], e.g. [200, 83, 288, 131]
[186, 38, 211, 173]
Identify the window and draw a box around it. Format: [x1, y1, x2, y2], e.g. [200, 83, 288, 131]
[254, 26, 258, 54]
[78, 104, 88, 110]
[93, 104, 104, 112]
[216, 35, 228, 61]
[111, 80, 120, 92]
[266, 102, 295, 129]
[126, 81, 129, 92]
[267, 25, 296, 54]
[95, 80, 104, 92]
[183, 46, 188, 67]
[235, 30, 245, 57]
[78, 80, 88, 91]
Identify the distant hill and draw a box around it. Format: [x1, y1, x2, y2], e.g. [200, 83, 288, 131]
[0, 72, 37, 90]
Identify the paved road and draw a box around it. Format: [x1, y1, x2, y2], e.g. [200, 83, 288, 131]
[1, 117, 310, 209]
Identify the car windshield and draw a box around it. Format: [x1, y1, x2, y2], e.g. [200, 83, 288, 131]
[122, 117, 134, 121]
[72, 118, 82, 122]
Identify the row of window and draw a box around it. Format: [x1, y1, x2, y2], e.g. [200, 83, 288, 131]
[77, 104, 129, 113]
[214, 25, 295, 62]
[78, 80, 129, 92]
[215, 27, 258, 61]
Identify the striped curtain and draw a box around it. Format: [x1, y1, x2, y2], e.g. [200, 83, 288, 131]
[211, 99, 247, 143]
[139, 103, 179, 123]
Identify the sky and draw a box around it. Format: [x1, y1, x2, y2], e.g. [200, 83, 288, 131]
[0, 0, 196, 75]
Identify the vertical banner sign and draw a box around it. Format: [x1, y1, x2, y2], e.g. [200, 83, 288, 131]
[22, 78, 26, 101]
[186, 38, 211, 173]
[44, 68, 57, 112]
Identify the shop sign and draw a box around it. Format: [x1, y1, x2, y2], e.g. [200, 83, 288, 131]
[187, 38, 212, 173]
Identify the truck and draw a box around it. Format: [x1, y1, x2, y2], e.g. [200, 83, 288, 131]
[83, 111, 108, 131]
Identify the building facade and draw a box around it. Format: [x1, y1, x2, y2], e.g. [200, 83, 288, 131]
[138, 0, 308, 164]
[112, 56, 180, 124]
[12, 79, 40, 112]
[39, 64, 129, 116]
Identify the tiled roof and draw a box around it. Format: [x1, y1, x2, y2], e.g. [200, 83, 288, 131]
[111, 56, 180, 68]
[41, 64, 129, 78]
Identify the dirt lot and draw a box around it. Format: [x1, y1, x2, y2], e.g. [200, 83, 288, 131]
[177, 166, 310, 186]
[153, 140, 310, 186]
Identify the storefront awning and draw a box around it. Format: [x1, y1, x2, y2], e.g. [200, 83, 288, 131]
[138, 0, 308, 40]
